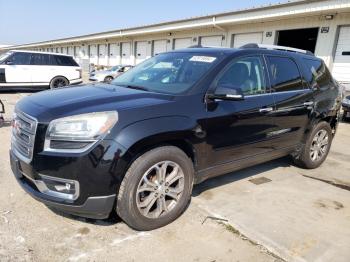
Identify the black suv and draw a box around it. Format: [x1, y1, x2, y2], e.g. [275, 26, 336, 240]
[10, 45, 341, 230]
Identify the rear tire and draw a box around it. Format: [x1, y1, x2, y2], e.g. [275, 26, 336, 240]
[116, 146, 194, 231]
[293, 121, 332, 169]
[50, 76, 69, 89]
[104, 76, 113, 83]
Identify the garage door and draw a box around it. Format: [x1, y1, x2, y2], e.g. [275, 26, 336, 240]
[89, 44, 98, 65]
[109, 43, 119, 66]
[332, 26, 350, 84]
[153, 40, 167, 55]
[98, 44, 108, 66]
[81, 45, 88, 59]
[136, 41, 148, 64]
[68, 46, 74, 56]
[74, 46, 81, 64]
[174, 38, 192, 49]
[200, 35, 223, 47]
[233, 32, 263, 48]
[121, 42, 132, 65]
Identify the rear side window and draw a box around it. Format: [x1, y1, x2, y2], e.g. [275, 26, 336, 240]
[52, 55, 79, 66]
[31, 53, 50, 65]
[7, 52, 31, 65]
[266, 56, 303, 92]
[302, 58, 331, 88]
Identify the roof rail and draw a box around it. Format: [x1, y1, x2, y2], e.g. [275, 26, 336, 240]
[240, 43, 314, 56]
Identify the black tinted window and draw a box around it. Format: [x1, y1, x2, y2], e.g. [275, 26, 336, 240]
[31, 53, 50, 65]
[7, 52, 31, 65]
[216, 56, 267, 95]
[303, 58, 330, 88]
[52, 55, 78, 66]
[267, 56, 302, 92]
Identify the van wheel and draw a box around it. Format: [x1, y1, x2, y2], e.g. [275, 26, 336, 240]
[50, 76, 69, 89]
[104, 76, 113, 83]
[293, 122, 332, 169]
[117, 146, 194, 231]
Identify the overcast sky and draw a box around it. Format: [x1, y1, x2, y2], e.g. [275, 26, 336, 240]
[0, 0, 282, 45]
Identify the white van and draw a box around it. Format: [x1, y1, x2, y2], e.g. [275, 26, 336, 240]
[0, 50, 82, 89]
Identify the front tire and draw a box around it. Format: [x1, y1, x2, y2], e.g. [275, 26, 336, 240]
[116, 146, 194, 231]
[50, 76, 69, 89]
[293, 121, 332, 169]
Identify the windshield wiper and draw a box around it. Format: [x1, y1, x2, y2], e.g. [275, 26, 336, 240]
[119, 84, 149, 91]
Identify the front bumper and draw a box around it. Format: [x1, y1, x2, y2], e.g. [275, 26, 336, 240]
[9, 144, 123, 219]
[342, 103, 350, 112]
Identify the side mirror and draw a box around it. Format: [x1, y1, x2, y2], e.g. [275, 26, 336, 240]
[5, 61, 13, 65]
[207, 84, 244, 101]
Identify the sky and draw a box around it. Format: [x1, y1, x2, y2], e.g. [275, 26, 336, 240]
[0, 0, 283, 45]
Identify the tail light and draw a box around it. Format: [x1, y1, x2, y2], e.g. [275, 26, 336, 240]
[76, 68, 82, 79]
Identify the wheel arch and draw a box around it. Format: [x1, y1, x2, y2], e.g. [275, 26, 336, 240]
[114, 116, 199, 181]
[49, 75, 70, 86]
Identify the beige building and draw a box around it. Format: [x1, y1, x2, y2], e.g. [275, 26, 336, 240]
[1, 0, 350, 86]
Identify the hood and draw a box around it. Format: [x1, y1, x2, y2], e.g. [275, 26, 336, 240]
[16, 83, 173, 123]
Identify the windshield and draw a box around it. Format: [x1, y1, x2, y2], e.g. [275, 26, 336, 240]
[0, 52, 13, 64]
[110, 65, 121, 71]
[111, 52, 220, 94]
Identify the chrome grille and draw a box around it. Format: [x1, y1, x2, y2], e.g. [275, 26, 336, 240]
[11, 110, 37, 163]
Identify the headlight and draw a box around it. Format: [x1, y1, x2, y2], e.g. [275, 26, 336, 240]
[44, 111, 118, 152]
[342, 98, 350, 105]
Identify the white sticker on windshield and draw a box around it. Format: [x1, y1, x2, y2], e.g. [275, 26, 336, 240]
[189, 56, 216, 63]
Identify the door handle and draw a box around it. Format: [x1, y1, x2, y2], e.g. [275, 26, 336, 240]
[303, 101, 314, 106]
[259, 107, 273, 113]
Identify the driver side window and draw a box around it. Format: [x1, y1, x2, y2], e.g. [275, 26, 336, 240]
[216, 56, 267, 96]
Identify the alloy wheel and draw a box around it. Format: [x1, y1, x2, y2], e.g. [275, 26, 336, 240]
[136, 161, 185, 219]
[310, 129, 329, 162]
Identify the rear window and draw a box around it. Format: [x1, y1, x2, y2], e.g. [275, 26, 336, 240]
[51, 55, 79, 66]
[302, 58, 331, 88]
[266, 56, 303, 92]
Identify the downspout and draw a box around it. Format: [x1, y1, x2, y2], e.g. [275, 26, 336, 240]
[212, 16, 226, 32]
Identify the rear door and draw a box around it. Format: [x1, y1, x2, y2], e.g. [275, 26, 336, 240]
[266, 55, 314, 149]
[30, 53, 52, 85]
[205, 55, 276, 167]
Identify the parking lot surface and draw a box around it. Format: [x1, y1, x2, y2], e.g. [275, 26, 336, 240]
[1, 92, 349, 262]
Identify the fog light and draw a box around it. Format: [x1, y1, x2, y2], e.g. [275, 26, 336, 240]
[35, 175, 80, 201]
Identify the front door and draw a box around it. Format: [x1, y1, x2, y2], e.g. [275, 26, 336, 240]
[4, 52, 32, 84]
[265, 55, 314, 149]
[204, 55, 276, 167]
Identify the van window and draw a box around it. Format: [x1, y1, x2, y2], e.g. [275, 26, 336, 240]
[303, 58, 331, 88]
[7, 52, 31, 65]
[267, 56, 303, 92]
[52, 55, 78, 66]
[216, 56, 267, 95]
